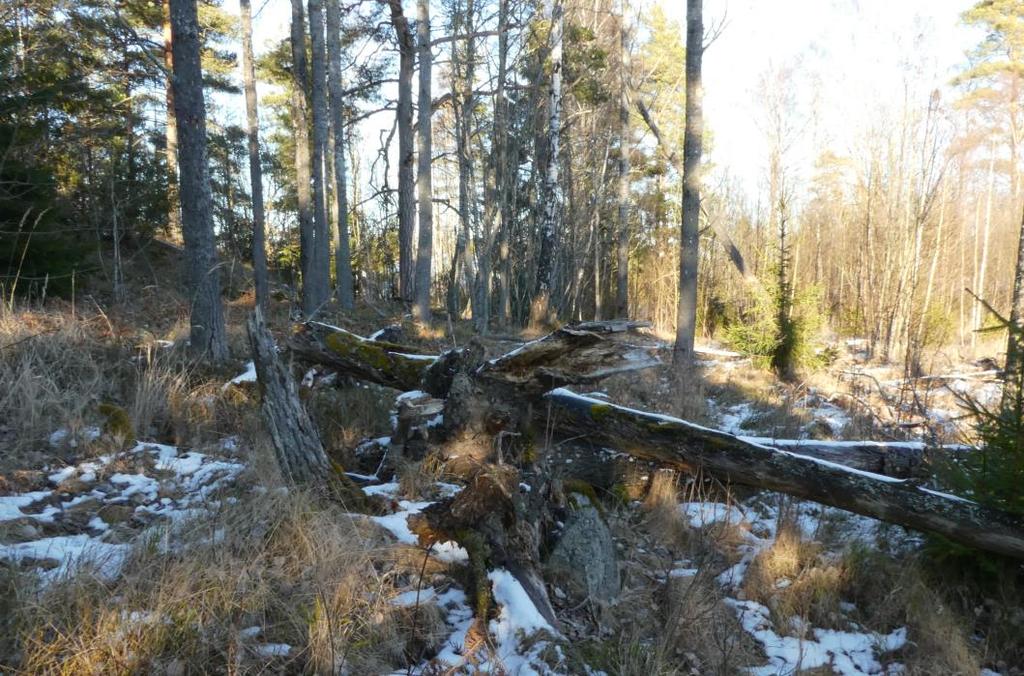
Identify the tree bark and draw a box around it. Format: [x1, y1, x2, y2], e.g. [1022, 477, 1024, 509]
[247, 309, 367, 507]
[307, 0, 332, 310]
[414, 0, 434, 322]
[493, 0, 512, 327]
[615, 8, 631, 318]
[530, 0, 564, 327]
[162, 0, 181, 243]
[546, 388, 1024, 560]
[290, 0, 317, 316]
[674, 0, 703, 365]
[1003, 197, 1024, 413]
[382, 0, 416, 304]
[240, 0, 269, 312]
[168, 0, 228, 361]
[326, 0, 354, 309]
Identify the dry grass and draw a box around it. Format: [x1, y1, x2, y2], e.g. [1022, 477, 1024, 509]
[2, 485, 437, 674]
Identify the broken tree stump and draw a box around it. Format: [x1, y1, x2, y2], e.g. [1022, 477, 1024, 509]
[247, 309, 368, 509]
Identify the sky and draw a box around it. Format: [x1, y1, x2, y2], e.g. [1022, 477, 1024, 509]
[232, 0, 982, 202]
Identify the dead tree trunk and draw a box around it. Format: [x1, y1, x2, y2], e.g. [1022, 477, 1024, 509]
[545, 388, 1024, 560]
[247, 309, 367, 508]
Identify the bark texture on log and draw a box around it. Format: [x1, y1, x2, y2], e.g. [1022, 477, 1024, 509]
[546, 388, 1024, 559]
[288, 321, 442, 393]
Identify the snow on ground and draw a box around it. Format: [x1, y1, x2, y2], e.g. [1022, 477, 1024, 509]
[0, 439, 245, 583]
[364, 478, 570, 674]
[224, 361, 257, 389]
[682, 494, 913, 675]
[727, 597, 907, 676]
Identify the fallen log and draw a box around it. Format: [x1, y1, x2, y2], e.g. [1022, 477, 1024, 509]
[288, 321, 444, 393]
[545, 388, 1024, 560]
[737, 437, 965, 479]
[285, 320, 1024, 559]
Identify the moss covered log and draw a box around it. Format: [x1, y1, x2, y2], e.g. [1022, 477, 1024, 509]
[545, 388, 1024, 560]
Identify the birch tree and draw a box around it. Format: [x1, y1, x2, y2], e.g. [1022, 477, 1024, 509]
[531, 0, 564, 326]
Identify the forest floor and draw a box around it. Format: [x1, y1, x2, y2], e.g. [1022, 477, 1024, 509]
[0, 256, 1022, 674]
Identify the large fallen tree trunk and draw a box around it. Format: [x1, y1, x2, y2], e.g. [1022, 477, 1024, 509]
[734, 437, 964, 479]
[545, 388, 1024, 559]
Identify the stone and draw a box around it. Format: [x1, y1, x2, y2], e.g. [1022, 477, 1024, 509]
[98, 503, 136, 524]
[544, 495, 620, 604]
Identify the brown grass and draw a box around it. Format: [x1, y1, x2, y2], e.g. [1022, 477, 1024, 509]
[3, 485, 434, 674]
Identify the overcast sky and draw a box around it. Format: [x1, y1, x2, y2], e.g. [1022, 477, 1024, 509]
[235, 0, 982, 200]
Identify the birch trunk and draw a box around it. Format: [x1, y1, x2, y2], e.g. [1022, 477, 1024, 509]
[530, 0, 564, 326]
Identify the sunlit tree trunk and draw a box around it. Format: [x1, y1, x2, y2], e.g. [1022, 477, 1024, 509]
[530, 0, 564, 326]
[615, 8, 631, 318]
[240, 0, 268, 311]
[673, 0, 702, 365]
[162, 0, 181, 242]
[414, 0, 434, 322]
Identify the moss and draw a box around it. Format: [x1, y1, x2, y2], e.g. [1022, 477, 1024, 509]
[608, 482, 631, 506]
[323, 331, 430, 386]
[455, 529, 492, 619]
[563, 479, 604, 516]
[522, 434, 538, 464]
[589, 402, 613, 421]
[98, 402, 134, 444]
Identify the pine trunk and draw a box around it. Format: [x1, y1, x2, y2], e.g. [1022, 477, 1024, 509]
[307, 0, 332, 311]
[290, 0, 317, 316]
[674, 0, 703, 365]
[239, 0, 269, 312]
[326, 0, 354, 309]
[168, 0, 228, 361]
[414, 0, 434, 322]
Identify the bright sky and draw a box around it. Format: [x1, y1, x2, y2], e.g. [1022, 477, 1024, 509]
[668, 0, 981, 195]
[233, 0, 982, 200]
